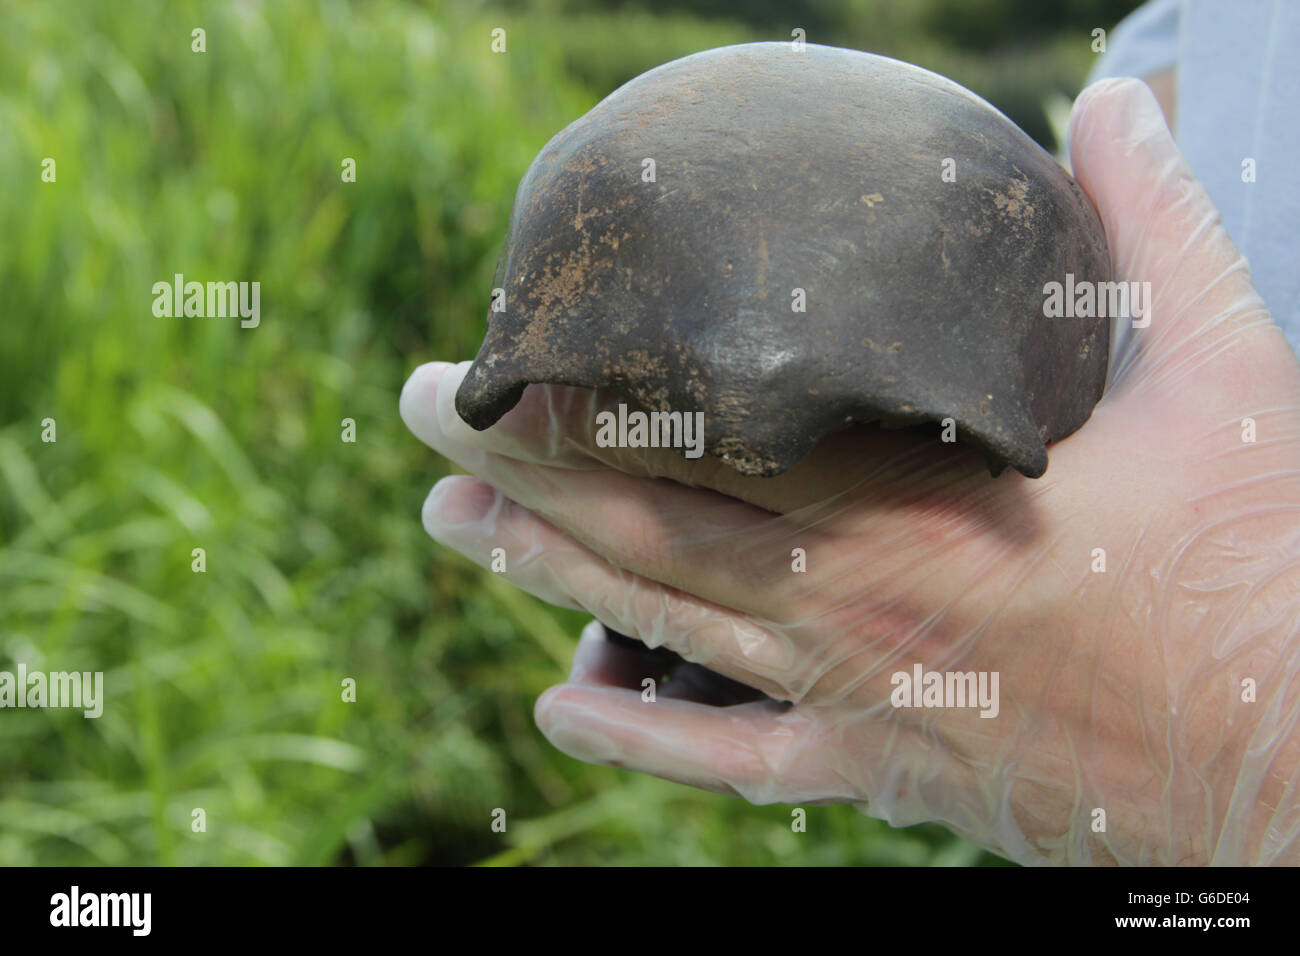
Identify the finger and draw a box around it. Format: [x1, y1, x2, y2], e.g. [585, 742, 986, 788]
[415, 363, 1022, 625]
[401, 359, 617, 471]
[570, 620, 661, 687]
[534, 682, 846, 804]
[401, 358, 986, 515]
[423, 474, 801, 695]
[424, 474, 1019, 701]
[1068, 78, 1287, 397]
[573, 621, 770, 706]
[654, 656, 771, 706]
[533, 681, 992, 820]
[570, 621, 695, 693]
[415, 375, 840, 623]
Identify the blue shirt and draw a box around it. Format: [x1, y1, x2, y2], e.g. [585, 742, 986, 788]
[1087, 0, 1299, 351]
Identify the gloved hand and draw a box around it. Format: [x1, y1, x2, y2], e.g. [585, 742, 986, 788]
[400, 78, 1300, 865]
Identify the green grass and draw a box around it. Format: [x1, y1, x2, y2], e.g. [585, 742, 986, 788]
[0, 0, 1091, 865]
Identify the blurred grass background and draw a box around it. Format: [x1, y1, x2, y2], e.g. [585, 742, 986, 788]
[0, 0, 1139, 865]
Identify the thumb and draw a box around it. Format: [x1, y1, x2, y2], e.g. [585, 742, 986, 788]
[1067, 78, 1282, 395]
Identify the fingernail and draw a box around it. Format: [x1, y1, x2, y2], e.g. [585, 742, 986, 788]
[399, 361, 453, 432]
[422, 477, 496, 534]
[545, 717, 621, 764]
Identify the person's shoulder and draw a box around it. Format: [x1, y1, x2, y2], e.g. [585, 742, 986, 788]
[1088, 0, 1180, 85]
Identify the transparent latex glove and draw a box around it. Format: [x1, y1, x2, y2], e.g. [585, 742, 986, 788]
[400, 79, 1300, 865]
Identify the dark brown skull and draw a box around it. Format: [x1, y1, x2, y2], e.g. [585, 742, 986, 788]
[455, 42, 1110, 478]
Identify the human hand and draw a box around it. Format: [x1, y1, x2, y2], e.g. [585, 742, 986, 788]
[400, 78, 1300, 864]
